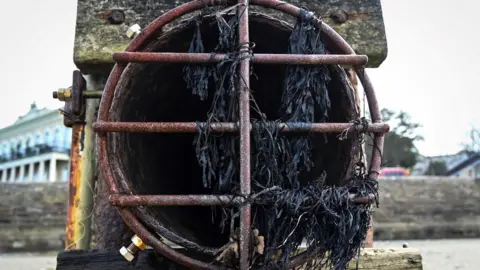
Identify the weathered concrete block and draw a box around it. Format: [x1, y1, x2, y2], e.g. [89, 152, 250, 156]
[74, 0, 387, 74]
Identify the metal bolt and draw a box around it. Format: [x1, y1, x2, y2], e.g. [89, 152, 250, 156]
[119, 235, 147, 261]
[53, 89, 102, 101]
[330, 10, 348, 24]
[83, 90, 103, 98]
[126, 24, 141, 39]
[107, 10, 125, 25]
[53, 88, 72, 101]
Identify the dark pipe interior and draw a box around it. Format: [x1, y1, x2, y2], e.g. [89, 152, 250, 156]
[110, 14, 358, 250]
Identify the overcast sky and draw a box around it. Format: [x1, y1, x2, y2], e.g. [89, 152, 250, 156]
[0, 0, 478, 157]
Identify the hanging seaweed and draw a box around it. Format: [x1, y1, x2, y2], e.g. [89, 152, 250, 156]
[183, 18, 211, 101]
[182, 9, 378, 270]
[184, 12, 241, 193]
[252, 175, 377, 270]
[278, 10, 332, 188]
[248, 10, 378, 270]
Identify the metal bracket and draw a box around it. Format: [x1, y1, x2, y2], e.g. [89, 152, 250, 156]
[54, 70, 87, 127]
[53, 71, 103, 127]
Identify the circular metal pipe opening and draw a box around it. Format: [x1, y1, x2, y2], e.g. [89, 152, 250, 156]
[96, 0, 387, 268]
[110, 12, 359, 253]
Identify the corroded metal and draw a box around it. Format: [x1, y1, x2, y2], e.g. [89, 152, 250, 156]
[348, 69, 374, 248]
[64, 70, 89, 249]
[93, 0, 388, 268]
[65, 99, 98, 250]
[110, 194, 376, 206]
[74, 0, 387, 73]
[83, 90, 102, 98]
[60, 71, 86, 128]
[92, 122, 389, 133]
[65, 124, 84, 249]
[113, 52, 368, 66]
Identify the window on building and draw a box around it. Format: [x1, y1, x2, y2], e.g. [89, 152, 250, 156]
[64, 128, 72, 149]
[62, 167, 69, 182]
[25, 138, 32, 156]
[4, 145, 10, 159]
[54, 128, 61, 148]
[20, 140, 27, 156]
[45, 131, 51, 146]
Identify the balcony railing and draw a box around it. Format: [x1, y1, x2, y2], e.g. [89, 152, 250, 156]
[0, 144, 70, 164]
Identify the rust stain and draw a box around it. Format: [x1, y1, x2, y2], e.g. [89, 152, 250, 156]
[113, 51, 368, 66]
[92, 0, 388, 267]
[65, 124, 84, 249]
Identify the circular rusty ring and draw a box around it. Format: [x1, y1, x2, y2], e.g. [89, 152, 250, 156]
[96, 0, 386, 268]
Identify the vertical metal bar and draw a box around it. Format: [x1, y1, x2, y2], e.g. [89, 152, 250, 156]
[355, 67, 384, 179]
[75, 97, 99, 248]
[348, 69, 374, 248]
[65, 123, 84, 249]
[65, 100, 97, 249]
[65, 75, 101, 249]
[237, 0, 251, 268]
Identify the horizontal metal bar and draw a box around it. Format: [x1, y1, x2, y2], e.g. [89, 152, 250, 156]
[82, 90, 102, 98]
[113, 52, 368, 66]
[93, 121, 389, 134]
[109, 194, 375, 206]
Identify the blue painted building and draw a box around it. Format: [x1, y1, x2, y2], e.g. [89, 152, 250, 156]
[0, 103, 71, 183]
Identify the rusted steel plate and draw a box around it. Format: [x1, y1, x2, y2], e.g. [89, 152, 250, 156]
[74, 0, 387, 74]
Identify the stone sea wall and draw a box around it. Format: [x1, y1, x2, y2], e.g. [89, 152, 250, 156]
[373, 177, 480, 240]
[0, 178, 479, 252]
[0, 183, 68, 252]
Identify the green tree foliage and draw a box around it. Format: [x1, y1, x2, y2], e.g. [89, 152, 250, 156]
[366, 109, 423, 169]
[425, 160, 448, 176]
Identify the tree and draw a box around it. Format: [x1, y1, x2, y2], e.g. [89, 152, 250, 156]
[425, 161, 447, 176]
[462, 126, 480, 154]
[365, 109, 423, 169]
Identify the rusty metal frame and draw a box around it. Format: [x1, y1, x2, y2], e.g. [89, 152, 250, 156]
[64, 71, 87, 249]
[63, 71, 97, 250]
[93, 0, 388, 268]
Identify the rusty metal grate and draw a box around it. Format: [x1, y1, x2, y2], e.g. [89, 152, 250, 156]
[93, 0, 389, 269]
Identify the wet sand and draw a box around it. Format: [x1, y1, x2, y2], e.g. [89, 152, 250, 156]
[0, 252, 56, 270]
[2, 239, 479, 270]
[375, 239, 480, 270]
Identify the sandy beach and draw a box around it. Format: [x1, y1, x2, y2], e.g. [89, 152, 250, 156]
[1, 238, 479, 270]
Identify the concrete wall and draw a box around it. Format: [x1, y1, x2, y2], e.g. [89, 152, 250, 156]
[0, 183, 68, 252]
[1, 177, 479, 252]
[373, 177, 480, 240]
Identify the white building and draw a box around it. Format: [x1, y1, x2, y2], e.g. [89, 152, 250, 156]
[411, 151, 471, 176]
[0, 103, 72, 183]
